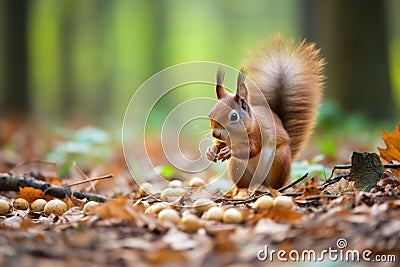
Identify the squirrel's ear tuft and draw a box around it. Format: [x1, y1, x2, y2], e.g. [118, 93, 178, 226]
[235, 68, 248, 102]
[216, 66, 226, 99]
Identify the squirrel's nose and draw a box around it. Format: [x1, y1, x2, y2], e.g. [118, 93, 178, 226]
[212, 130, 221, 139]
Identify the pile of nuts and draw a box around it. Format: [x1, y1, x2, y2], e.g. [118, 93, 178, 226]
[0, 197, 100, 216]
[0, 176, 296, 235]
[139, 177, 295, 233]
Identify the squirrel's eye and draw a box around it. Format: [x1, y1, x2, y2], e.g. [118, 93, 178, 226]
[229, 111, 239, 122]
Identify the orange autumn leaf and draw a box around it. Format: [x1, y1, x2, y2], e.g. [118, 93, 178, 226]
[298, 177, 321, 199]
[378, 124, 400, 163]
[378, 124, 400, 176]
[18, 187, 53, 203]
[250, 208, 301, 223]
[90, 197, 137, 220]
[144, 248, 187, 264]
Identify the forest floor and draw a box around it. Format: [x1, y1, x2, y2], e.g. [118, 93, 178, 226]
[0, 118, 400, 267]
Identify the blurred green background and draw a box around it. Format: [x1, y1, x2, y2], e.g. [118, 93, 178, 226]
[0, 0, 399, 129]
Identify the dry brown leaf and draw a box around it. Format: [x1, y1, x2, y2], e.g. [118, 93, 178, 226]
[254, 218, 290, 237]
[269, 188, 280, 198]
[90, 197, 136, 220]
[144, 248, 187, 264]
[378, 124, 400, 177]
[298, 177, 320, 199]
[377, 171, 400, 187]
[251, 207, 301, 223]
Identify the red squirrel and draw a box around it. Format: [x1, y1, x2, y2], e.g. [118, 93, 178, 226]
[206, 35, 325, 189]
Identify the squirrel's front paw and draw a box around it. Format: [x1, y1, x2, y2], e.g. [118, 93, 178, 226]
[217, 146, 231, 162]
[206, 145, 218, 162]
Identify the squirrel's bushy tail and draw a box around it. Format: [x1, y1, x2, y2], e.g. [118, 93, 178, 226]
[246, 35, 325, 159]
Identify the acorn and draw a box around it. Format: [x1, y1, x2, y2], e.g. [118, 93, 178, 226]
[30, 199, 47, 212]
[180, 214, 201, 233]
[189, 177, 205, 187]
[83, 201, 99, 213]
[13, 198, 29, 210]
[222, 208, 243, 224]
[44, 199, 68, 216]
[168, 180, 183, 188]
[160, 187, 186, 202]
[253, 195, 274, 212]
[145, 202, 169, 215]
[193, 198, 214, 215]
[205, 206, 224, 221]
[273, 196, 294, 209]
[0, 199, 11, 215]
[157, 208, 180, 224]
[138, 182, 153, 196]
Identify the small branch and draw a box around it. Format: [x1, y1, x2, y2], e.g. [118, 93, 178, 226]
[328, 164, 351, 179]
[319, 174, 350, 190]
[278, 173, 309, 193]
[383, 163, 400, 169]
[216, 173, 309, 205]
[327, 163, 400, 180]
[0, 173, 108, 202]
[303, 194, 340, 201]
[64, 174, 114, 187]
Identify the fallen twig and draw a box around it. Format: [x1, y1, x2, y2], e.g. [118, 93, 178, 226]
[319, 173, 350, 190]
[216, 173, 309, 205]
[278, 173, 309, 193]
[328, 163, 400, 179]
[383, 163, 400, 169]
[0, 173, 108, 202]
[328, 164, 351, 179]
[64, 174, 114, 187]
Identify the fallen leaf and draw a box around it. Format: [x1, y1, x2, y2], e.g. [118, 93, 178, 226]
[377, 171, 400, 187]
[378, 124, 400, 177]
[90, 197, 135, 221]
[269, 188, 280, 198]
[378, 124, 400, 163]
[144, 248, 187, 264]
[251, 208, 302, 223]
[254, 218, 290, 239]
[298, 177, 320, 199]
[162, 228, 199, 251]
[18, 187, 53, 202]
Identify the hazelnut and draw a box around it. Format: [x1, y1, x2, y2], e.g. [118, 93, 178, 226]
[273, 196, 294, 209]
[30, 199, 47, 212]
[138, 182, 153, 196]
[145, 202, 169, 215]
[83, 201, 99, 213]
[157, 208, 180, 224]
[168, 180, 183, 188]
[13, 198, 29, 210]
[193, 198, 214, 214]
[222, 208, 243, 224]
[0, 199, 10, 215]
[44, 199, 68, 216]
[180, 214, 201, 233]
[205, 206, 224, 221]
[253, 195, 274, 211]
[189, 177, 205, 187]
[160, 187, 186, 202]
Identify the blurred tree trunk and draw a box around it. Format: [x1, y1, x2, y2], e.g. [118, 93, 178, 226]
[3, 0, 30, 116]
[149, 0, 167, 74]
[60, 2, 74, 117]
[301, 0, 394, 120]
